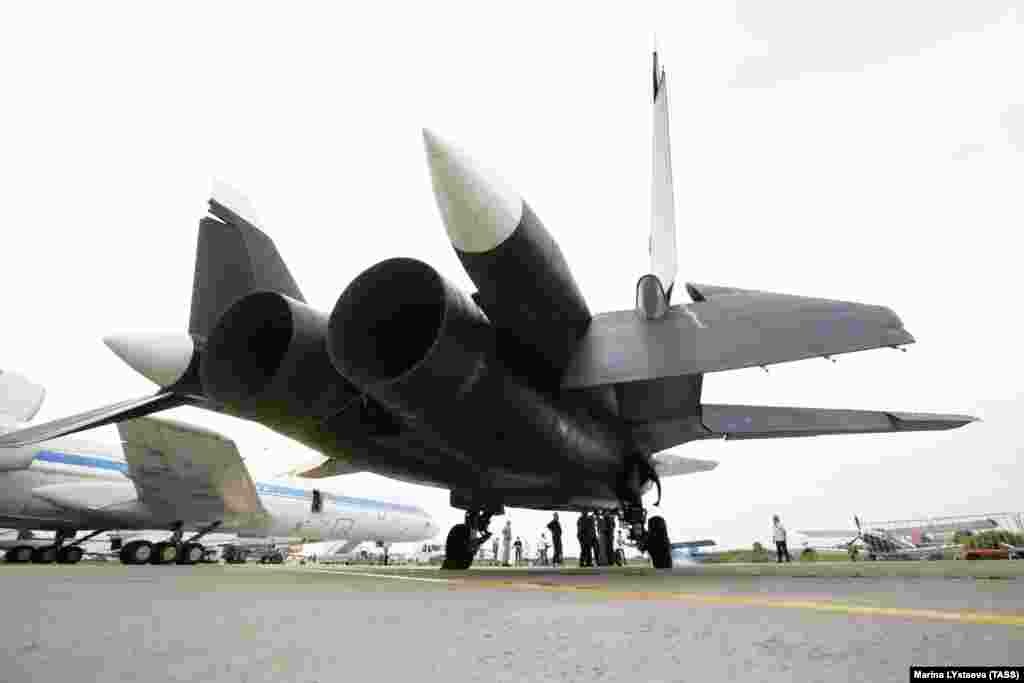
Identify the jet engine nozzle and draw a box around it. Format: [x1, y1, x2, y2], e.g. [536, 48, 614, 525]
[201, 291, 357, 421]
[327, 258, 627, 478]
[328, 257, 490, 395]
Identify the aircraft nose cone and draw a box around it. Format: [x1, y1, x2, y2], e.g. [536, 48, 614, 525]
[422, 128, 523, 254]
[103, 332, 194, 388]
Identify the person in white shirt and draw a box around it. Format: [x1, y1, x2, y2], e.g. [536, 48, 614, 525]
[773, 515, 792, 563]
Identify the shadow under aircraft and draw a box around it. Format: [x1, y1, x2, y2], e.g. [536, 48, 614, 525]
[0, 51, 977, 569]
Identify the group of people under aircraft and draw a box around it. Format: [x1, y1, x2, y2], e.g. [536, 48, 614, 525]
[482, 511, 626, 567]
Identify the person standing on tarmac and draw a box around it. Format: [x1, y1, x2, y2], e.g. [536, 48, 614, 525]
[492, 535, 500, 565]
[581, 512, 599, 567]
[547, 513, 563, 566]
[577, 513, 588, 567]
[773, 514, 792, 563]
[599, 513, 616, 566]
[502, 520, 513, 567]
[513, 537, 523, 566]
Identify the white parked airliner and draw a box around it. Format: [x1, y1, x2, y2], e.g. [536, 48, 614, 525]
[0, 370, 439, 564]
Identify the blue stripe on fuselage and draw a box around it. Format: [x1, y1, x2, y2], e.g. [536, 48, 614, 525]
[33, 450, 129, 473]
[31, 450, 425, 517]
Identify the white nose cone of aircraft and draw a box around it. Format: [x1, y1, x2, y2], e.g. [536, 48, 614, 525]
[103, 332, 194, 388]
[422, 128, 523, 254]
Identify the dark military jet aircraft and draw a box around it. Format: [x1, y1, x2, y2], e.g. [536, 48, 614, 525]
[0, 51, 976, 569]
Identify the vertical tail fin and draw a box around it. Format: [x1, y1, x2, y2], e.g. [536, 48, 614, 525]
[638, 49, 679, 319]
[650, 48, 678, 302]
[189, 182, 305, 340]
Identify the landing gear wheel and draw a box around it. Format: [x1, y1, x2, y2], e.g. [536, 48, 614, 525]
[224, 548, 249, 564]
[441, 523, 473, 570]
[57, 546, 84, 564]
[119, 540, 153, 565]
[5, 546, 34, 563]
[177, 543, 204, 565]
[150, 542, 179, 565]
[647, 516, 673, 569]
[31, 546, 57, 564]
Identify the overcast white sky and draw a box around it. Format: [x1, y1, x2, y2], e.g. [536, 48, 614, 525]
[1, 2, 1020, 552]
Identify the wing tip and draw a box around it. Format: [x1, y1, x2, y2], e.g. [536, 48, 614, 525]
[887, 412, 980, 431]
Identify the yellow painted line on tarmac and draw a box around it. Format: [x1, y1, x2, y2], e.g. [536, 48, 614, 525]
[459, 579, 1024, 627]
[273, 566, 457, 584]
[267, 567, 1024, 625]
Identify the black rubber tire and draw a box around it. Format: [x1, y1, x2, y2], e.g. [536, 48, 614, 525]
[441, 524, 473, 570]
[150, 542, 178, 565]
[31, 546, 57, 564]
[177, 543, 203, 565]
[6, 546, 34, 563]
[120, 540, 153, 565]
[647, 516, 673, 569]
[57, 546, 84, 564]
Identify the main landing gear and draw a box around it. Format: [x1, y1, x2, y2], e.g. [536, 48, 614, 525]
[621, 504, 673, 569]
[119, 521, 222, 566]
[442, 507, 502, 570]
[3, 529, 102, 565]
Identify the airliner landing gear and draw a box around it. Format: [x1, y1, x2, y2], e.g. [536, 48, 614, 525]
[4, 546, 33, 563]
[31, 545, 57, 564]
[177, 521, 222, 565]
[442, 507, 502, 570]
[621, 504, 673, 569]
[178, 543, 204, 565]
[223, 546, 249, 564]
[120, 540, 153, 565]
[57, 546, 84, 564]
[31, 529, 81, 564]
[150, 523, 184, 565]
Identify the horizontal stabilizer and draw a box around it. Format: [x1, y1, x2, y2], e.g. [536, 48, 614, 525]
[0, 392, 198, 448]
[633, 404, 977, 453]
[117, 416, 267, 523]
[563, 286, 914, 388]
[651, 452, 718, 477]
[702, 405, 977, 441]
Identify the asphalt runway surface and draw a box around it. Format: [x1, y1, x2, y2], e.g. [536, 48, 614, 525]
[3, 562, 1022, 683]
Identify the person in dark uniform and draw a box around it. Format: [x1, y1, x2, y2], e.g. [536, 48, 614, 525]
[577, 511, 593, 565]
[598, 512, 616, 567]
[580, 512, 598, 567]
[547, 513, 563, 566]
[513, 537, 523, 566]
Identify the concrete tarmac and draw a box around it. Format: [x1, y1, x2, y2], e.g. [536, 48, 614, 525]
[2, 563, 1022, 682]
